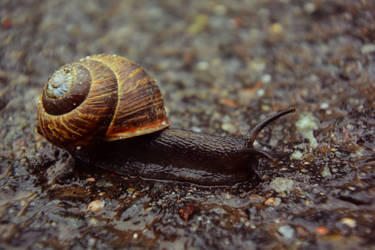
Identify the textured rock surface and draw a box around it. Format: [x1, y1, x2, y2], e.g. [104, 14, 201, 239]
[1, 0, 375, 249]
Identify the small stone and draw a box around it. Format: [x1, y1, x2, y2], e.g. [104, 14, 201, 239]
[261, 74, 271, 83]
[88, 218, 98, 226]
[191, 126, 202, 133]
[87, 200, 105, 213]
[261, 104, 271, 111]
[296, 112, 319, 148]
[290, 150, 303, 160]
[88, 238, 96, 247]
[320, 102, 329, 109]
[249, 59, 266, 72]
[197, 61, 209, 71]
[269, 177, 294, 193]
[179, 204, 195, 221]
[86, 177, 95, 182]
[361, 44, 375, 54]
[188, 15, 209, 35]
[269, 23, 283, 34]
[256, 88, 265, 97]
[296, 226, 309, 237]
[339, 217, 356, 228]
[214, 4, 227, 15]
[315, 226, 329, 235]
[222, 123, 236, 133]
[304, 3, 316, 13]
[278, 225, 295, 239]
[225, 193, 232, 200]
[219, 98, 239, 107]
[264, 197, 281, 207]
[321, 165, 332, 178]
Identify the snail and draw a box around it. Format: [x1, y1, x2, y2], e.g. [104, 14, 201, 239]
[37, 54, 295, 186]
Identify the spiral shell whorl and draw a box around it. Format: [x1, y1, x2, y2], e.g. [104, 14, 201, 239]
[37, 54, 169, 150]
[42, 64, 91, 115]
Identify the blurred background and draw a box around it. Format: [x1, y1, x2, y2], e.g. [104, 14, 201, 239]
[1, 0, 375, 249]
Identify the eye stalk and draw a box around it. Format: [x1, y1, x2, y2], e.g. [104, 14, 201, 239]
[247, 108, 296, 147]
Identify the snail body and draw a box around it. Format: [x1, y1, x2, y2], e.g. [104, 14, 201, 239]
[37, 54, 294, 186]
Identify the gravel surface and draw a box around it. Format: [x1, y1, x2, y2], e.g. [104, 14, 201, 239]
[1, 0, 375, 249]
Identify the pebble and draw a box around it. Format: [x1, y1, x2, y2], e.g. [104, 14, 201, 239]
[290, 150, 303, 160]
[86, 177, 95, 182]
[261, 104, 271, 111]
[87, 200, 105, 213]
[249, 59, 266, 72]
[179, 204, 196, 222]
[315, 226, 329, 235]
[296, 112, 319, 148]
[256, 88, 265, 97]
[213, 4, 227, 15]
[339, 217, 356, 228]
[88, 238, 96, 247]
[188, 15, 208, 34]
[191, 126, 202, 133]
[278, 225, 295, 239]
[269, 23, 283, 34]
[321, 165, 332, 178]
[219, 98, 239, 107]
[222, 122, 236, 133]
[304, 3, 316, 13]
[197, 61, 209, 71]
[296, 226, 309, 237]
[264, 197, 281, 207]
[361, 44, 375, 54]
[320, 102, 329, 109]
[269, 177, 294, 193]
[261, 74, 271, 83]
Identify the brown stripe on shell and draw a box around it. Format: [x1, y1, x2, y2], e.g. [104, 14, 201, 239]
[112, 87, 165, 126]
[108, 74, 168, 139]
[88, 54, 169, 140]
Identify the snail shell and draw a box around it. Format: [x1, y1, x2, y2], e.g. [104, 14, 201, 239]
[37, 54, 169, 150]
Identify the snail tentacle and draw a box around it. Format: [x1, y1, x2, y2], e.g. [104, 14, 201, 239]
[247, 108, 296, 148]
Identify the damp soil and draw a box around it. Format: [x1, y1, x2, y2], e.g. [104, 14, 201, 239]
[1, 0, 375, 249]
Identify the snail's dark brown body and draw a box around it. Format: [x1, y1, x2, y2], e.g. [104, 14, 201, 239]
[74, 128, 259, 185]
[37, 54, 294, 186]
[74, 109, 294, 185]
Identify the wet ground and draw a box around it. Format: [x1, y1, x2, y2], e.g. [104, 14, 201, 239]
[1, 0, 375, 249]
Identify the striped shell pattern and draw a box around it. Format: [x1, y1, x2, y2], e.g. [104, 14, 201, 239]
[37, 54, 169, 150]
